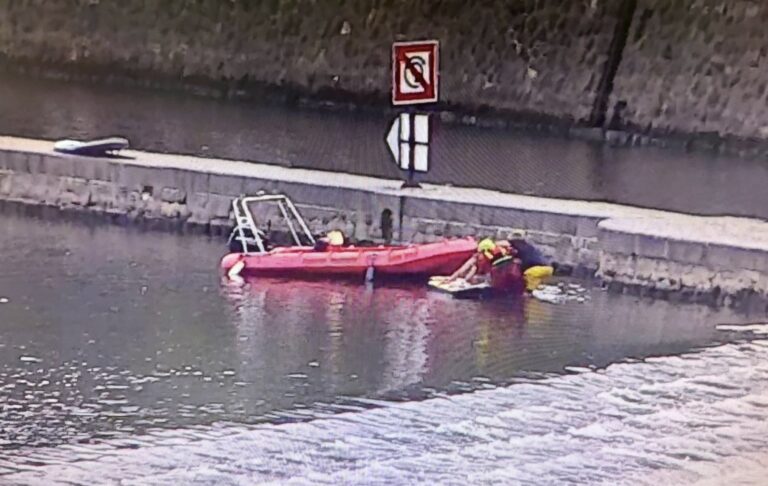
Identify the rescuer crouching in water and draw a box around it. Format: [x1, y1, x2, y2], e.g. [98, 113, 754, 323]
[445, 237, 554, 294]
[445, 238, 523, 293]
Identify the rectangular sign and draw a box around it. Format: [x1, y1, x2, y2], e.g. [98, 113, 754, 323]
[392, 40, 439, 105]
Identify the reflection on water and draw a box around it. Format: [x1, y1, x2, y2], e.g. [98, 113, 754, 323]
[1, 73, 768, 219]
[0, 212, 765, 483]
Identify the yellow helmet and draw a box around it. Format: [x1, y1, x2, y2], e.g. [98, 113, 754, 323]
[477, 238, 496, 259]
[327, 230, 345, 246]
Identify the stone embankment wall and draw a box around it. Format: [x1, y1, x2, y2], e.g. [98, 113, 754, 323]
[0, 0, 620, 124]
[3, 137, 768, 309]
[597, 217, 768, 307]
[2, 0, 768, 142]
[610, 0, 768, 140]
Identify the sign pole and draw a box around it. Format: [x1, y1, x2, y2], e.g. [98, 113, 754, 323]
[403, 110, 420, 189]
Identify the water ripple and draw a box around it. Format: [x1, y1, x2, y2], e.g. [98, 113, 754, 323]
[2, 334, 767, 485]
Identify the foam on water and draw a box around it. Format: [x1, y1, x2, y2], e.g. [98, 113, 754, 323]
[3, 334, 768, 485]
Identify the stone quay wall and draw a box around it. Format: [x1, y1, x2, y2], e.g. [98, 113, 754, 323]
[0, 0, 621, 124]
[610, 0, 768, 140]
[3, 136, 768, 310]
[2, 0, 768, 142]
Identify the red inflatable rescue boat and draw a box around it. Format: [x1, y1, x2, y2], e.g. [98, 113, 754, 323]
[220, 194, 475, 281]
[221, 237, 477, 279]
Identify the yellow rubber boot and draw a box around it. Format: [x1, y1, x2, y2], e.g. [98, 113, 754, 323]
[523, 265, 554, 292]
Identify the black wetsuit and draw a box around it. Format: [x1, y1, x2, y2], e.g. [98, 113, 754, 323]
[509, 240, 547, 271]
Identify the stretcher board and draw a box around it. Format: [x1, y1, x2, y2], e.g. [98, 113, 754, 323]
[428, 276, 492, 299]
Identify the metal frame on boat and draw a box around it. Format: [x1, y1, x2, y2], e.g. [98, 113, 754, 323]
[227, 194, 316, 254]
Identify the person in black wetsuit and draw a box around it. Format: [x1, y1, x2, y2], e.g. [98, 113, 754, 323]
[508, 239, 546, 270]
[507, 238, 554, 292]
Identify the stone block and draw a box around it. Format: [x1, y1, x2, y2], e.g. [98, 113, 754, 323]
[58, 176, 90, 206]
[707, 245, 768, 274]
[703, 244, 745, 271]
[402, 198, 440, 220]
[92, 160, 118, 181]
[117, 165, 163, 193]
[27, 153, 46, 174]
[241, 177, 279, 197]
[4, 151, 30, 173]
[151, 168, 186, 189]
[541, 213, 579, 235]
[88, 180, 117, 209]
[678, 265, 713, 290]
[207, 193, 234, 219]
[514, 210, 545, 232]
[598, 228, 636, 255]
[283, 183, 349, 208]
[411, 232, 427, 244]
[143, 193, 165, 218]
[118, 189, 143, 212]
[9, 172, 34, 200]
[161, 187, 186, 203]
[443, 222, 465, 237]
[160, 202, 186, 219]
[635, 234, 669, 260]
[0, 170, 12, 196]
[209, 174, 245, 196]
[582, 238, 600, 252]
[58, 174, 80, 192]
[102, 161, 124, 184]
[666, 239, 706, 265]
[527, 231, 563, 248]
[67, 155, 103, 181]
[575, 216, 602, 239]
[190, 171, 212, 194]
[428, 201, 464, 222]
[444, 203, 476, 225]
[43, 154, 74, 178]
[576, 247, 600, 269]
[187, 192, 209, 218]
[748, 250, 768, 274]
[472, 205, 499, 227]
[162, 168, 195, 194]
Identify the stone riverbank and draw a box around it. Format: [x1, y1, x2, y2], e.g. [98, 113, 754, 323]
[1, 136, 767, 309]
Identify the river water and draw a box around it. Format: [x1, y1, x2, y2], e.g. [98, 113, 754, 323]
[1, 73, 768, 219]
[0, 212, 767, 484]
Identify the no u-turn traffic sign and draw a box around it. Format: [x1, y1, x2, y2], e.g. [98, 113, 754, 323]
[392, 40, 439, 106]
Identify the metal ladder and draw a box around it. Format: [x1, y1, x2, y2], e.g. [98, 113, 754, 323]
[230, 198, 266, 254]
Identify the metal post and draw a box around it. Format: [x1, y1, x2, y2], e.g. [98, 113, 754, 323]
[241, 199, 266, 253]
[277, 200, 301, 246]
[401, 111, 421, 189]
[284, 198, 316, 245]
